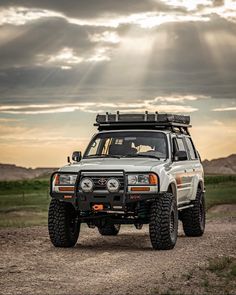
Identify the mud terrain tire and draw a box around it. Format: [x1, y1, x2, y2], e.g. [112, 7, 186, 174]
[98, 224, 120, 236]
[181, 188, 205, 237]
[149, 193, 178, 250]
[48, 199, 80, 247]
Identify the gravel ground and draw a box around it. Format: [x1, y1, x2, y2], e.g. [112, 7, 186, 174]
[0, 215, 236, 295]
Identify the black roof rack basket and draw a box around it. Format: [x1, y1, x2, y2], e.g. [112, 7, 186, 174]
[94, 111, 191, 134]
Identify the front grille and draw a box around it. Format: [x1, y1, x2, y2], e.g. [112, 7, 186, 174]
[80, 173, 124, 192]
[93, 176, 124, 191]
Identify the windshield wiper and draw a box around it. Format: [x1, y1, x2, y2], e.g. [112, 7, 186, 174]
[123, 154, 160, 160]
[85, 154, 121, 159]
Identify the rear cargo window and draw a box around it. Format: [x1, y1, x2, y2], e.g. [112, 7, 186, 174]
[185, 137, 197, 160]
[176, 138, 186, 152]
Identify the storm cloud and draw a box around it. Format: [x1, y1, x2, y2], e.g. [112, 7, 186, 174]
[0, 1, 236, 166]
[0, 0, 172, 19]
[0, 0, 235, 108]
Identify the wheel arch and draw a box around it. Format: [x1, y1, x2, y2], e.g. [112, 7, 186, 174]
[190, 175, 205, 200]
[167, 182, 177, 200]
[198, 180, 204, 191]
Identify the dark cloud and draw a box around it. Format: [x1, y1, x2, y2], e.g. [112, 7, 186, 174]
[0, 0, 173, 19]
[212, 0, 225, 7]
[0, 18, 118, 68]
[0, 3, 235, 107]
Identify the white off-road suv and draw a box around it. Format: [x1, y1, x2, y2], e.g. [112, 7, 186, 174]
[48, 112, 205, 250]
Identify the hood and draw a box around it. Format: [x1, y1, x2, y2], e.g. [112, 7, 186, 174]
[59, 158, 165, 173]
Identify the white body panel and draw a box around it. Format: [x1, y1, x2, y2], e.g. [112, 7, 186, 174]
[59, 130, 204, 205]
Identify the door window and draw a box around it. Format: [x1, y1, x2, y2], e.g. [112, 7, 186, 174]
[172, 137, 188, 160]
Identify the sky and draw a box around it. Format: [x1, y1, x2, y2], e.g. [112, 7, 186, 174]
[0, 0, 236, 168]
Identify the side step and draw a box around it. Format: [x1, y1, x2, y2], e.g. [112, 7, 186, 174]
[178, 204, 194, 211]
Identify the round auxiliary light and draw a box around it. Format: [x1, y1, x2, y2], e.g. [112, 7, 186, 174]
[107, 178, 120, 193]
[80, 178, 94, 193]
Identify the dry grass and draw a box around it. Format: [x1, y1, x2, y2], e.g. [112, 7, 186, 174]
[153, 256, 236, 295]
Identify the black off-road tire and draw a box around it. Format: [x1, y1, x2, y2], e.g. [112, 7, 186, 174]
[149, 193, 178, 250]
[181, 188, 205, 237]
[48, 199, 80, 247]
[98, 224, 120, 236]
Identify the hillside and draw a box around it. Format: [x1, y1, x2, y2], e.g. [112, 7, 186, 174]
[203, 154, 236, 175]
[0, 154, 235, 180]
[0, 164, 58, 181]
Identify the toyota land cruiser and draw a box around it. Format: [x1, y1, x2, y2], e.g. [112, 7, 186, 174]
[48, 112, 205, 250]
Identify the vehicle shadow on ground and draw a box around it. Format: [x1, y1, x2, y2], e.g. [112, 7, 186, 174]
[76, 242, 153, 251]
[73, 232, 191, 252]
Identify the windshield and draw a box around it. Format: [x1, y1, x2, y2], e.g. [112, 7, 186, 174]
[84, 131, 168, 160]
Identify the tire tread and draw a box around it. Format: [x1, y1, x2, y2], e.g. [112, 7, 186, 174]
[149, 193, 178, 250]
[48, 199, 80, 247]
[181, 188, 205, 237]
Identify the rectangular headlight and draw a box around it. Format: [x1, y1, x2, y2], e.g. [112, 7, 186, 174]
[54, 174, 77, 185]
[127, 174, 157, 185]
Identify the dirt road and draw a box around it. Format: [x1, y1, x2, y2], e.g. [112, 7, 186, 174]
[0, 215, 236, 295]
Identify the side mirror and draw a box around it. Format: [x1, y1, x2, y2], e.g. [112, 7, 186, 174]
[174, 150, 188, 161]
[72, 151, 82, 162]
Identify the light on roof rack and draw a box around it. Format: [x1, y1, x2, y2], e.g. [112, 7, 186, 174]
[116, 111, 119, 122]
[144, 111, 148, 122]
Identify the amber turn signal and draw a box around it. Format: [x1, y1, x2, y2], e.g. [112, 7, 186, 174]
[131, 187, 150, 192]
[58, 186, 74, 192]
[54, 174, 60, 185]
[149, 174, 158, 185]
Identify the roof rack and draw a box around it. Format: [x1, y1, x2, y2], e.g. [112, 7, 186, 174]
[94, 111, 191, 134]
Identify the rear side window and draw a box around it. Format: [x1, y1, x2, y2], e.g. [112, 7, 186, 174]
[185, 137, 197, 160]
[173, 137, 187, 154]
[176, 138, 186, 151]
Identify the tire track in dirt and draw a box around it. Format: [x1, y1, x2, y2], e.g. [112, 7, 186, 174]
[0, 217, 236, 295]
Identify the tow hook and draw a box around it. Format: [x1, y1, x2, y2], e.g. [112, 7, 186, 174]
[92, 204, 104, 211]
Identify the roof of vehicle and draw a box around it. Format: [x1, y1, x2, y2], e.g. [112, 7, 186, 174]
[94, 112, 191, 135]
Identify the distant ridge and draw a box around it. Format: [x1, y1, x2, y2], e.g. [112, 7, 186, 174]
[0, 164, 58, 181]
[203, 154, 236, 175]
[0, 154, 235, 180]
